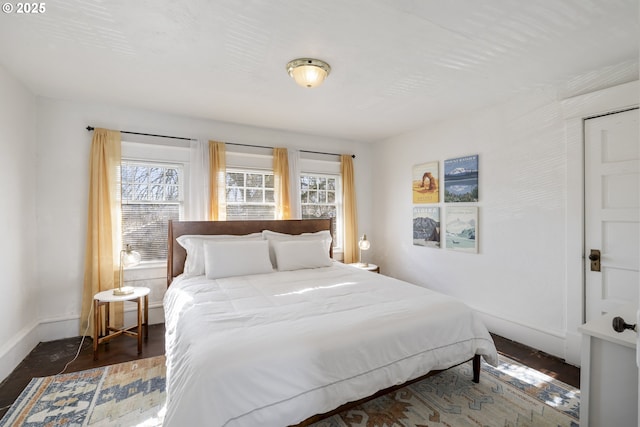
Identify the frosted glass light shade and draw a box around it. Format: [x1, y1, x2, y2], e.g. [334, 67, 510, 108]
[122, 246, 141, 267]
[115, 244, 141, 296]
[287, 58, 331, 88]
[359, 234, 370, 251]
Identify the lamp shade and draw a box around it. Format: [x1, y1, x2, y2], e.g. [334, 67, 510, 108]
[122, 245, 141, 268]
[286, 58, 331, 88]
[114, 244, 140, 296]
[359, 234, 370, 251]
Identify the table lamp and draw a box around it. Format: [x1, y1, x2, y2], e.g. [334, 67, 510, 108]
[358, 234, 370, 267]
[114, 244, 140, 296]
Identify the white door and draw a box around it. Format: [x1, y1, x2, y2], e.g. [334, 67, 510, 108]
[584, 108, 639, 322]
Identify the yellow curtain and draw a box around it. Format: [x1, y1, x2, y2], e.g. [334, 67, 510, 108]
[341, 155, 358, 263]
[209, 141, 227, 220]
[80, 128, 122, 338]
[273, 148, 291, 220]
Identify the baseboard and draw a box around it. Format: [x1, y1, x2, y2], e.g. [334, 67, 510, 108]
[0, 304, 165, 383]
[471, 306, 576, 366]
[564, 330, 582, 367]
[0, 319, 40, 383]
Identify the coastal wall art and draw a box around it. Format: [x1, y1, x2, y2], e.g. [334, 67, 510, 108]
[444, 155, 478, 202]
[445, 206, 478, 253]
[412, 161, 439, 204]
[413, 206, 440, 248]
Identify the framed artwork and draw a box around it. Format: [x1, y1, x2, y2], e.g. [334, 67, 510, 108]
[445, 206, 478, 253]
[444, 155, 479, 202]
[413, 207, 440, 248]
[412, 161, 439, 204]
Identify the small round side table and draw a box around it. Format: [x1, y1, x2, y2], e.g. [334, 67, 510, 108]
[348, 263, 380, 273]
[93, 286, 150, 360]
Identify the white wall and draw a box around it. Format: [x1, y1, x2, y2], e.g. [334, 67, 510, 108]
[0, 65, 39, 381]
[370, 82, 638, 363]
[33, 97, 374, 340]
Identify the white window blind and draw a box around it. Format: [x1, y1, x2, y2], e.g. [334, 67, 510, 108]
[121, 161, 184, 261]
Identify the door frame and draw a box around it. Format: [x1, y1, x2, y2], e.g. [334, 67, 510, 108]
[563, 80, 639, 366]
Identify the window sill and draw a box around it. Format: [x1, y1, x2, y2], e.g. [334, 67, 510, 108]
[126, 261, 166, 270]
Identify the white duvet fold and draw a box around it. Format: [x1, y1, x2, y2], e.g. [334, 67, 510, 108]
[163, 262, 498, 427]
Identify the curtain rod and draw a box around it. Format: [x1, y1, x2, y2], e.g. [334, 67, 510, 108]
[86, 126, 355, 159]
[86, 126, 193, 141]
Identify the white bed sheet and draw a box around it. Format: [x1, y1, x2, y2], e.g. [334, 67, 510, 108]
[163, 262, 498, 427]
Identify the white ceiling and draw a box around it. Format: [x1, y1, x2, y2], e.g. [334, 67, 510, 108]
[0, 0, 638, 142]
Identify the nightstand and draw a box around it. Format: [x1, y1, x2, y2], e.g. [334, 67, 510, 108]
[93, 286, 149, 360]
[348, 263, 380, 273]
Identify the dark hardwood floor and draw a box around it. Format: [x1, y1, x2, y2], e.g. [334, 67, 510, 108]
[0, 326, 579, 419]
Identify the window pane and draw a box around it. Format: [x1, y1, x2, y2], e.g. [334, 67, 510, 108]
[319, 191, 326, 203]
[167, 185, 179, 201]
[134, 184, 147, 200]
[227, 187, 244, 202]
[318, 178, 326, 190]
[121, 165, 135, 182]
[150, 184, 164, 200]
[327, 191, 335, 203]
[300, 176, 309, 190]
[227, 172, 244, 187]
[150, 167, 164, 184]
[246, 174, 263, 187]
[247, 189, 263, 202]
[265, 174, 274, 188]
[265, 189, 274, 203]
[166, 169, 179, 184]
[328, 178, 336, 191]
[133, 167, 148, 184]
[122, 183, 133, 200]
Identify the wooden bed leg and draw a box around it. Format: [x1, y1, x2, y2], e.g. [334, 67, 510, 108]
[472, 354, 481, 383]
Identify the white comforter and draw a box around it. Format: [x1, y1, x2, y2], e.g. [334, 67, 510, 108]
[163, 262, 498, 427]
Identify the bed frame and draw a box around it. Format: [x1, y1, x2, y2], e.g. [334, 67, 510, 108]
[166, 218, 482, 424]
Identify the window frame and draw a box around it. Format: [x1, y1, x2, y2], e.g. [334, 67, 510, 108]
[300, 172, 343, 251]
[121, 141, 189, 267]
[225, 167, 276, 220]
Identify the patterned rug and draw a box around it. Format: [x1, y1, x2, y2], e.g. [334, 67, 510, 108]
[0, 354, 579, 426]
[0, 356, 165, 427]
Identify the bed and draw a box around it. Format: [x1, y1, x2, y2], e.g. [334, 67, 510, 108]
[163, 219, 498, 427]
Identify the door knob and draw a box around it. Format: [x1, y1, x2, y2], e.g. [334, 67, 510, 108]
[612, 316, 637, 333]
[588, 249, 601, 272]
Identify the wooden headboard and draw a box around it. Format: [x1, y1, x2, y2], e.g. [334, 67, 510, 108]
[167, 219, 333, 286]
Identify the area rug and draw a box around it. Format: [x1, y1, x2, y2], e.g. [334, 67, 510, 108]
[0, 354, 579, 426]
[0, 356, 166, 427]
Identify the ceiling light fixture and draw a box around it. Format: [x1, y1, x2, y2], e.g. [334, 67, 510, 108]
[286, 58, 331, 88]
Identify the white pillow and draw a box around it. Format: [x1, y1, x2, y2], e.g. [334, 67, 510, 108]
[262, 229, 332, 268]
[203, 240, 273, 279]
[272, 240, 333, 271]
[177, 233, 262, 277]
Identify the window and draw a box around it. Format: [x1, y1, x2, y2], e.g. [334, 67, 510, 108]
[121, 161, 184, 262]
[300, 173, 342, 249]
[226, 168, 275, 220]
